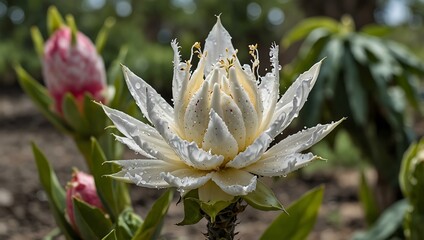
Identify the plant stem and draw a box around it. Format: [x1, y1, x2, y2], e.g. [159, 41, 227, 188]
[204, 199, 246, 240]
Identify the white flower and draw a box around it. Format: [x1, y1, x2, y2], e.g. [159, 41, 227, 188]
[102, 17, 342, 202]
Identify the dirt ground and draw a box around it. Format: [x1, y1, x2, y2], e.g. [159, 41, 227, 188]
[0, 88, 368, 240]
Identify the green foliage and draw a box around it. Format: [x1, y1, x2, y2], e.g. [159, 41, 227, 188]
[177, 190, 203, 226]
[260, 186, 324, 240]
[32, 144, 80, 240]
[243, 180, 284, 211]
[115, 209, 143, 240]
[352, 200, 408, 240]
[283, 16, 424, 192]
[359, 171, 379, 226]
[47, 6, 65, 35]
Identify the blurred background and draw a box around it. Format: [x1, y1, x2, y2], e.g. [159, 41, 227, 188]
[1, 0, 424, 239]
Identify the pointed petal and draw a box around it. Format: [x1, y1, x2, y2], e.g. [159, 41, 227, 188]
[171, 39, 190, 103]
[229, 67, 259, 145]
[204, 16, 236, 76]
[265, 119, 344, 157]
[211, 168, 257, 196]
[225, 133, 272, 169]
[122, 65, 175, 127]
[113, 135, 153, 158]
[162, 168, 212, 192]
[183, 81, 210, 144]
[198, 180, 234, 203]
[270, 60, 322, 137]
[202, 110, 239, 160]
[244, 153, 318, 177]
[109, 159, 181, 188]
[146, 90, 224, 170]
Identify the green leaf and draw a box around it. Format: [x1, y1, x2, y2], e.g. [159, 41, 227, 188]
[282, 17, 339, 48]
[30, 26, 44, 57]
[343, 51, 368, 126]
[260, 186, 324, 240]
[47, 6, 64, 35]
[90, 138, 131, 221]
[73, 198, 112, 240]
[399, 140, 422, 198]
[83, 95, 107, 137]
[15, 66, 69, 133]
[177, 190, 203, 226]
[32, 144, 79, 239]
[66, 15, 78, 45]
[243, 180, 284, 211]
[358, 171, 379, 226]
[352, 200, 408, 240]
[102, 229, 117, 240]
[116, 209, 144, 240]
[62, 93, 89, 134]
[96, 17, 116, 54]
[132, 189, 174, 240]
[360, 24, 392, 37]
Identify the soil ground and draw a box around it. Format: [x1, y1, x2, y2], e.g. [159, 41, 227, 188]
[0, 89, 368, 240]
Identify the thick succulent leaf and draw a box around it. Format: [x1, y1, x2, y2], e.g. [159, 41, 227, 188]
[245, 152, 319, 177]
[73, 198, 113, 240]
[260, 186, 324, 240]
[211, 169, 257, 196]
[32, 144, 79, 239]
[132, 189, 174, 240]
[243, 180, 284, 211]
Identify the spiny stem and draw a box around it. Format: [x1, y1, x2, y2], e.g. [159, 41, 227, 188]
[204, 199, 246, 240]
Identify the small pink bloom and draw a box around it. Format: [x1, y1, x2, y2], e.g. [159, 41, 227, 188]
[43, 27, 107, 114]
[66, 170, 103, 232]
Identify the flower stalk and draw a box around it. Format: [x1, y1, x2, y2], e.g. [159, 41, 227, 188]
[204, 199, 246, 240]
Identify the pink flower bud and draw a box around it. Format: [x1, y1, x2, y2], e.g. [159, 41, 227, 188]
[66, 170, 103, 232]
[42, 27, 107, 114]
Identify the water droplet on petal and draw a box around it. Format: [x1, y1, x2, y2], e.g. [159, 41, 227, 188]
[135, 82, 141, 89]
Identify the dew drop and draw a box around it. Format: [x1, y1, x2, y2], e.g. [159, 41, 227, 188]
[135, 82, 141, 89]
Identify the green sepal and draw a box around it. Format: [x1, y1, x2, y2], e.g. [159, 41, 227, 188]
[15, 65, 70, 133]
[73, 198, 113, 240]
[31, 26, 44, 58]
[66, 15, 78, 45]
[102, 229, 117, 240]
[32, 143, 79, 239]
[96, 17, 116, 54]
[177, 190, 203, 226]
[90, 138, 131, 221]
[358, 170, 379, 226]
[260, 185, 324, 240]
[200, 199, 235, 223]
[115, 208, 144, 240]
[62, 93, 89, 135]
[243, 180, 284, 211]
[132, 189, 174, 240]
[47, 6, 64, 35]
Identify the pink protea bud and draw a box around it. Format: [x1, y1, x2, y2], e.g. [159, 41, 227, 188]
[66, 170, 103, 232]
[42, 27, 107, 114]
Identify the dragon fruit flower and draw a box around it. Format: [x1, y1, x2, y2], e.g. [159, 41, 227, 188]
[66, 170, 104, 231]
[102, 17, 343, 203]
[43, 26, 107, 114]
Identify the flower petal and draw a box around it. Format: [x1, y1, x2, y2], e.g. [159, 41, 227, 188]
[202, 110, 239, 160]
[161, 168, 212, 193]
[244, 153, 318, 177]
[146, 90, 225, 170]
[198, 180, 234, 203]
[265, 119, 344, 157]
[113, 135, 153, 158]
[225, 133, 272, 169]
[122, 65, 176, 130]
[171, 39, 189, 102]
[269, 60, 322, 137]
[204, 16, 236, 76]
[108, 159, 182, 188]
[211, 168, 257, 196]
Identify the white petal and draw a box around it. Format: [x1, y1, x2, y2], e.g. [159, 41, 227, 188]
[258, 45, 280, 132]
[204, 16, 236, 76]
[171, 39, 190, 105]
[183, 81, 210, 145]
[202, 110, 239, 160]
[229, 67, 259, 145]
[270, 60, 322, 136]
[108, 159, 181, 188]
[162, 168, 212, 193]
[146, 90, 224, 170]
[122, 65, 177, 130]
[225, 133, 272, 169]
[211, 168, 257, 196]
[244, 153, 318, 177]
[198, 180, 234, 203]
[265, 119, 344, 157]
[113, 135, 153, 158]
